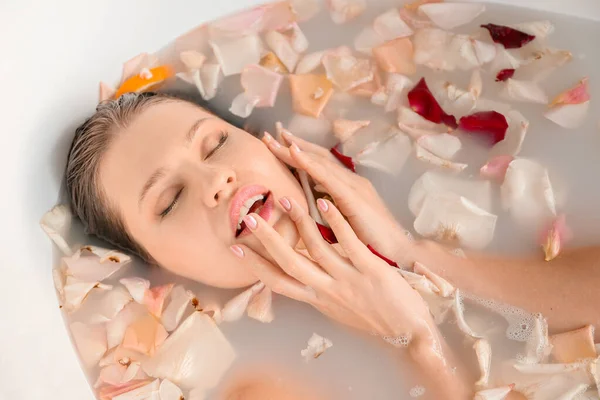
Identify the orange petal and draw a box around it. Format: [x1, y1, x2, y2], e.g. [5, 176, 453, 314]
[333, 119, 370, 143]
[114, 65, 174, 99]
[289, 74, 334, 117]
[144, 283, 174, 318]
[122, 314, 169, 356]
[550, 77, 590, 107]
[121, 53, 159, 84]
[540, 214, 572, 262]
[260, 52, 289, 74]
[373, 38, 416, 75]
[348, 66, 382, 98]
[549, 325, 597, 363]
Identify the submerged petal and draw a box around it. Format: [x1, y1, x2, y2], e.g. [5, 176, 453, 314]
[330, 146, 356, 172]
[550, 325, 596, 364]
[295, 51, 325, 74]
[106, 302, 149, 349]
[77, 286, 132, 324]
[413, 28, 455, 71]
[65, 247, 130, 283]
[64, 278, 112, 312]
[229, 92, 260, 118]
[491, 110, 529, 157]
[474, 385, 514, 400]
[180, 50, 207, 71]
[419, 3, 485, 30]
[120, 277, 150, 304]
[265, 30, 300, 72]
[474, 339, 492, 388]
[327, 0, 366, 24]
[459, 111, 509, 146]
[291, 0, 321, 22]
[199, 63, 223, 100]
[541, 214, 573, 262]
[210, 35, 263, 76]
[374, 8, 413, 40]
[144, 283, 174, 318]
[247, 287, 275, 323]
[241, 64, 284, 108]
[161, 285, 194, 332]
[417, 133, 462, 160]
[545, 102, 590, 130]
[301, 333, 333, 361]
[501, 79, 548, 104]
[373, 38, 416, 75]
[356, 131, 412, 175]
[322, 50, 374, 91]
[354, 26, 386, 55]
[333, 119, 371, 143]
[496, 69, 516, 82]
[159, 379, 185, 400]
[260, 52, 289, 74]
[121, 314, 168, 356]
[511, 20, 555, 38]
[397, 106, 448, 139]
[408, 78, 457, 128]
[480, 155, 515, 182]
[383, 73, 414, 113]
[551, 78, 591, 107]
[222, 282, 266, 322]
[413, 262, 455, 297]
[40, 204, 73, 256]
[289, 74, 334, 118]
[481, 24, 536, 49]
[454, 289, 483, 338]
[415, 145, 468, 172]
[515, 49, 573, 82]
[399, 270, 440, 295]
[71, 321, 107, 368]
[98, 379, 157, 400]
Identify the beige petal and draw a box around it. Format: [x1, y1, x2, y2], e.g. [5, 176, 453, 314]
[415, 145, 468, 172]
[490, 45, 526, 71]
[373, 38, 416, 75]
[418, 3, 485, 30]
[545, 102, 590, 130]
[399, 269, 440, 294]
[301, 333, 333, 361]
[161, 285, 194, 332]
[550, 325, 597, 364]
[106, 302, 149, 349]
[120, 277, 150, 304]
[470, 70, 483, 99]
[265, 30, 300, 72]
[64, 277, 112, 313]
[247, 287, 275, 323]
[71, 321, 107, 368]
[295, 51, 325, 74]
[383, 73, 413, 113]
[144, 283, 174, 318]
[373, 8, 413, 40]
[491, 110, 529, 157]
[413, 28, 455, 71]
[420, 291, 454, 324]
[112, 379, 159, 400]
[516, 49, 572, 82]
[283, 23, 309, 53]
[210, 35, 262, 76]
[289, 74, 334, 118]
[417, 133, 462, 160]
[40, 204, 73, 256]
[333, 119, 370, 143]
[99, 81, 116, 103]
[474, 386, 513, 400]
[159, 379, 184, 400]
[354, 26, 385, 55]
[76, 286, 132, 324]
[240, 64, 284, 108]
[291, 0, 320, 21]
[474, 339, 492, 388]
[122, 314, 169, 356]
[355, 131, 412, 175]
[413, 262, 455, 297]
[180, 50, 206, 70]
[222, 282, 266, 322]
[473, 98, 513, 115]
[322, 51, 374, 91]
[397, 106, 447, 138]
[511, 21, 555, 38]
[501, 79, 548, 104]
[199, 63, 223, 100]
[517, 375, 589, 400]
[454, 289, 483, 338]
[327, 0, 366, 24]
[229, 92, 260, 118]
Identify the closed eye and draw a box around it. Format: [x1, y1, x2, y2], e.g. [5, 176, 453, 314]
[205, 131, 228, 159]
[160, 187, 183, 218]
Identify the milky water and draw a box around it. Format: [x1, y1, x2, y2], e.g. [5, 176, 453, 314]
[56, 1, 600, 398]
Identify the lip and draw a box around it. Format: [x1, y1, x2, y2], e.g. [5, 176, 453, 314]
[229, 184, 274, 238]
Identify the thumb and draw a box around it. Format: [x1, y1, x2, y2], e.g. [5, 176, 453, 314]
[230, 244, 315, 304]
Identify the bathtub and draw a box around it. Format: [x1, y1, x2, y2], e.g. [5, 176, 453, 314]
[0, 0, 598, 398]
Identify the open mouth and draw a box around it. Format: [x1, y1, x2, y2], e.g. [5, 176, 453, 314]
[235, 191, 272, 237]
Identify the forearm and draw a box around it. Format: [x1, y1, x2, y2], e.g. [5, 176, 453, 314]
[413, 241, 600, 339]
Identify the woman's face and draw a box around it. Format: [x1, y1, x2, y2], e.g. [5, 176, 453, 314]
[99, 100, 307, 288]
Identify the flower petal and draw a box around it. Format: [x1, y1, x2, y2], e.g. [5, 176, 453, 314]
[259, 52, 289, 74]
[241, 64, 284, 108]
[40, 204, 73, 256]
[64, 277, 112, 312]
[480, 155, 515, 182]
[383, 73, 414, 113]
[120, 277, 150, 304]
[356, 131, 412, 175]
[333, 119, 370, 143]
[144, 284, 174, 318]
[295, 51, 325, 74]
[64, 247, 130, 283]
[282, 23, 309, 53]
[330, 146, 356, 172]
[301, 333, 333, 361]
[510, 20, 554, 39]
[474, 339, 492, 388]
[327, 0, 366, 24]
[550, 325, 597, 364]
[106, 302, 149, 350]
[142, 312, 236, 390]
[399, 1, 441, 29]
[551, 78, 591, 107]
[76, 286, 133, 324]
[99, 81, 116, 102]
[373, 38, 416, 75]
[454, 289, 484, 338]
[501, 79, 548, 104]
[481, 24, 536, 49]
[459, 111, 509, 146]
[199, 63, 223, 100]
[469, 70, 483, 99]
[413, 262, 455, 297]
[491, 110, 529, 157]
[409, 171, 492, 216]
[247, 287, 275, 323]
[419, 3, 485, 30]
[515, 49, 572, 82]
[222, 282, 265, 322]
[209, 35, 263, 76]
[435, 81, 477, 118]
[265, 30, 300, 72]
[414, 192, 497, 249]
[501, 158, 556, 230]
[496, 69, 515, 82]
[397, 106, 448, 138]
[317, 222, 338, 244]
[399, 270, 440, 295]
[98, 379, 156, 400]
[413, 28, 455, 71]
[291, 0, 321, 22]
[409, 78, 457, 128]
[159, 379, 184, 400]
[489, 44, 526, 71]
[540, 214, 573, 262]
[322, 50, 374, 91]
[473, 385, 513, 400]
[180, 50, 206, 71]
[354, 26, 386, 55]
[122, 314, 168, 356]
[415, 145, 468, 172]
[289, 74, 334, 118]
[111, 379, 159, 400]
[417, 133, 462, 160]
[161, 286, 194, 332]
[545, 102, 590, 130]
[71, 321, 108, 368]
[229, 92, 260, 118]
[287, 114, 333, 140]
[374, 8, 414, 40]
[367, 244, 398, 267]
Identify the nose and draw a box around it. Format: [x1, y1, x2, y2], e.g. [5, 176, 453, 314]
[204, 166, 236, 208]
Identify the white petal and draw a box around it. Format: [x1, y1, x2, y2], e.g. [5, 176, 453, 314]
[454, 289, 483, 338]
[373, 9, 413, 40]
[322, 51, 373, 92]
[180, 50, 206, 71]
[240, 64, 283, 108]
[113, 379, 159, 400]
[384, 73, 413, 113]
[64, 277, 112, 312]
[285, 23, 309, 53]
[414, 192, 497, 250]
[545, 102, 590, 130]
[53, 268, 65, 299]
[291, 0, 321, 21]
[490, 45, 526, 71]
[473, 40, 497, 66]
[354, 26, 385, 55]
[327, 0, 366, 24]
[210, 35, 262, 76]
[161, 285, 194, 332]
[517, 313, 552, 365]
[70, 321, 107, 368]
[447, 34, 494, 71]
[469, 70, 483, 99]
[501, 79, 548, 104]
[415, 145, 468, 172]
[64, 247, 130, 282]
[287, 114, 333, 140]
[421, 291, 455, 324]
[159, 379, 184, 400]
[516, 49, 572, 82]
[120, 277, 150, 304]
[247, 287, 275, 323]
[221, 282, 265, 322]
[142, 312, 236, 390]
[122, 362, 147, 383]
[301, 333, 333, 361]
[511, 21, 555, 38]
[435, 81, 476, 117]
[399, 270, 440, 294]
[417, 134, 462, 160]
[413, 28, 455, 71]
[355, 131, 412, 175]
[413, 262, 455, 297]
[474, 339, 492, 388]
[76, 286, 133, 324]
[265, 30, 300, 72]
[418, 3, 485, 30]
[229, 93, 260, 118]
[408, 171, 492, 216]
[106, 302, 149, 349]
[188, 387, 207, 400]
[332, 119, 370, 143]
[518, 375, 589, 400]
[295, 51, 325, 74]
[491, 110, 529, 157]
[474, 386, 513, 400]
[397, 106, 447, 138]
[199, 63, 223, 100]
[501, 159, 556, 230]
[40, 205, 73, 256]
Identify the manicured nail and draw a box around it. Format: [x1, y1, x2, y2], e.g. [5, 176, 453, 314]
[291, 142, 301, 153]
[230, 245, 245, 259]
[279, 197, 292, 211]
[317, 198, 328, 212]
[263, 132, 281, 148]
[281, 129, 294, 138]
[243, 214, 258, 230]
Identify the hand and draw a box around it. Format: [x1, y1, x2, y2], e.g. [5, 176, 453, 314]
[262, 130, 414, 267]
[229, 195, 436, 344]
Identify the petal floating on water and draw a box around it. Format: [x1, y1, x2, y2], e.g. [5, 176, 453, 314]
[413, 262, 455, 297]
[229, 92, 260, 118]
[71, 321, 108, 368]
[354, 26, 386, 55]
[473, 385, 513, 400]
[550, 78, 591, 107]
[474, 339, 492, 388]
[159, 379, 185, 400]
[179, 50, 206, 71]
[413, 28, 455, 71]
[289, 74, 334, 117]
[241, 64, 284, 108]
[142, 312, 236, 390]
[356, 131, 412, 175]
[541, 214, 573, 262]
[40, 204, 73, 256]
[247, 287, 275, 323]
[549, 325, 596, 364]
[501, 79, 548, 104]
[199, 63, 223, 100]
[161, 285, 194, 332]
[282, 22, 309, 53]
[436, 81, 477, 118]
[260, 2, 298, 32]
[120, 277, 150, 304]
[409, 78, 457, 128]
[399, 0, 442, 29]
[489, 45, 526, 71]
[333, 119, 371, 143]
[111, 379, 159, 400]
[545, 102, 590, 130]
[301, 333, 333, 361]
[222, 282, 266, 322]
[515, 49, 572, 82]
[327, 0, 366, 24]
[481, 23, 536, 49]
[97, 379, 156, 400]
[416, 133, 462, 160]
[414, 145, 468, 172]
[209, 35, 263, 76]
[383, 73, 414, 113]
[496, 69, 516, 82]
[291, 0, 321, 22]
[373, 8, 413, 40]
[459, 111, 509, 146]
[510, 20, 555, 39]
[122, 314, 168, 356]
[77, 286, 133, 324]
[419, 3, 486, 30]
[144, 283, 174, 318]
[399, 270, 440, 295]
[373, 38, 416, 75]
[295, 51, 325, 74]
[491, 110, 529, 157]
[64, 277, 112, 313]
[208, 6, 266, 38]
[65, 247, 130, 283]
[106, 302, 149, 350]
[265, 30, 300, 73]
[99, 81, 116, 102]
[322, 50, 374, 91]
[454, 289, 484, 338]
[480, 155, 515, 182]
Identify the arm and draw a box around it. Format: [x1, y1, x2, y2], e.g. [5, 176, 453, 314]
[411, 240, 600, 339]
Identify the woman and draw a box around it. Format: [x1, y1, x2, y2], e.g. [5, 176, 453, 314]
[66, 92, 600, 399]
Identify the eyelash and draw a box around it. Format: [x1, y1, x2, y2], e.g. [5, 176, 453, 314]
[160, 131, 229, 218]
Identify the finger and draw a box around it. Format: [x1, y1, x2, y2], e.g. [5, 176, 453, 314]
[242, 212, 333, 289]
[230, 244, 316, 303]
[262, 132, 301, 169]
[280, 196, 359, 280]
[278, 128, 337, 161]
[317, 199, 375, 273]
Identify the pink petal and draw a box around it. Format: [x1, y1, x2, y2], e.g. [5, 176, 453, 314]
[222, 282, 265, 322]
[322, 50, 374, 91]
[98, 379, 154, 400]
[481, 23, 536, 49]
[327, 0, 366, 24]
[415, 145, 468, 172]
[399, 0, 442, 29]
[144, 283, 174, 318]
[373, 9, 413, 41]
[550, 78, 590, 106]
[349, 66, 383, 98]
[40, 204, 73, 256]
[330, 146, 356, 172]
[200, 63, 223, 100]
[291, 0, 321, 22]
[71, 321, 107, 368]
[317, 222, 338, 244]
[161, 285, 194, 332]
[501, 79, 548, 104]
[515, 49, 572, 82]
[95, 364, 127, 388]
[122, 314, 169, 356]
[356, 131, 412, 175]
[544, 102, 590, 130]
[208, 6, 266, 38]
[260, 2, 298, 31]
[333, 119, 370, 143]
[373, 38, 416, 75]
[408, 78, 457, 129]
[63, 278, 112, 312]
[179, 50, 206, 71]
[99, 82, 116, 102]
[265, 30, 300, 72]
[367, 244, 398, 267]
[354, 26, 386, 55]
[480, 155, 514, 182]
[241, 64, 283, 108]
[282, 23, 309, 53]
[209, 35, 263, 76]
[229, 93, 260, 118]
[540, 214, 572, 262]
[247, 287, 275, 323]
[106, 302, 148, 349]
[459, 111, 509, 145]
[491, 110, 529, 157]
[496, 69, 515, 82]
[120, 277, 150, 304]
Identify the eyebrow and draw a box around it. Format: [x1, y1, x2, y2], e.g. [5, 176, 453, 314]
[138, 117, 211, 208]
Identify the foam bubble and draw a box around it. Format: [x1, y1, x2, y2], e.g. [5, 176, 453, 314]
[404, 230, 414, 241]
[383, 334, 412, 348]
[409, 385, 426, 397]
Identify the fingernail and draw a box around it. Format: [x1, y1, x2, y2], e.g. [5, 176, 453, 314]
[317, 198, 328, 212]
[263, 132, 281, 148]
[291, 142, 301, 153]
[230, 245, 245, 259]
[243, 214, 258, 230]
[279, 197, 292, 211]
[282, 129, 294, 138]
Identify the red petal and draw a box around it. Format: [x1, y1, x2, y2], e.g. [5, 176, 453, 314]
[481, 24, 536, 49]
[459, 111, 509, 145]
[495, 69, 516, 82]
[330, 146, 356, 172]
[317, 223, 338, 244]
[408, 78, 458, 129]
[367, 244, 399, 268]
